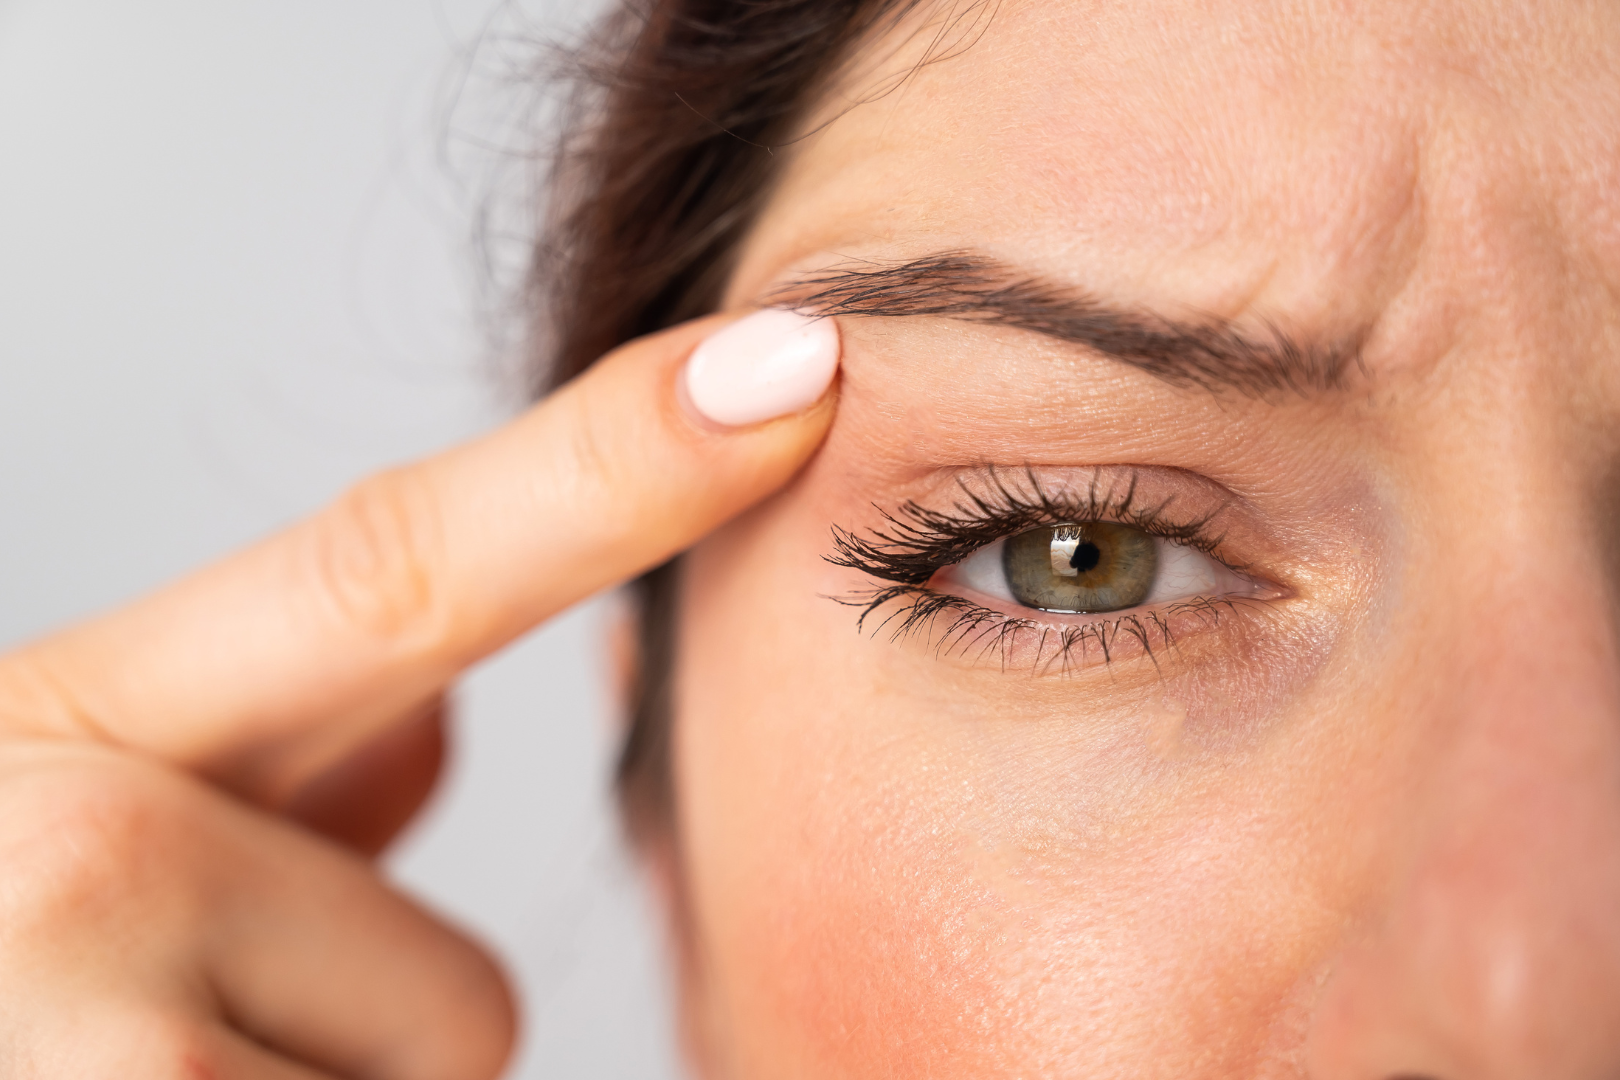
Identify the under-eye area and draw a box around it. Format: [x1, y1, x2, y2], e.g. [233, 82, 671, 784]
[825, 465, 1284, 674]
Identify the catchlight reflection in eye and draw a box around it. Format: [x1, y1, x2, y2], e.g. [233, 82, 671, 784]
[946, 522, 1248, 615]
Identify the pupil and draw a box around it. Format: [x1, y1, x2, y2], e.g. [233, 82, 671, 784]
[1068, 540, 1101, 574]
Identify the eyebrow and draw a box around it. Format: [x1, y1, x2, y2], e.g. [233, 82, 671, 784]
[770, 251, 1361, 397]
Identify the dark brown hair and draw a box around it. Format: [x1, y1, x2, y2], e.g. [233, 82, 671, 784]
[530, 0, 926, 840]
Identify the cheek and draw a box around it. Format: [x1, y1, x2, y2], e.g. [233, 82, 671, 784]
[673, 496, 1354, 1078]
[676, 504, 1024, 1075]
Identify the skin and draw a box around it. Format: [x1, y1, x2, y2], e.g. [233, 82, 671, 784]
[2, 2, 1616, 1077]
[0, 314, 837, 1078]
[667, 0, 1620, 1077]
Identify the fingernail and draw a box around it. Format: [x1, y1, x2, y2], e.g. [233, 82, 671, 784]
[683, 308, 841, 428]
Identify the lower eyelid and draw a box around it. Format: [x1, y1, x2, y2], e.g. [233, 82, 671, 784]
[856, 584, 1273, 677]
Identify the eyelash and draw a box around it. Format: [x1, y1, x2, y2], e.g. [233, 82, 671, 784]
[824, 466, 1253, 672]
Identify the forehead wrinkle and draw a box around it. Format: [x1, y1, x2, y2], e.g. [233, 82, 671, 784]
[733, 0, 1435, 314]
[730, 0, 1609, 401]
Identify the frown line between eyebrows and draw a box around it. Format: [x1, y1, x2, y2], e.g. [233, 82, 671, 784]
[768, 251, 1363, 398]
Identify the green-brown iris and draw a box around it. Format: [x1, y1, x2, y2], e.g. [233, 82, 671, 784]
[1001, 522, 1158, 612]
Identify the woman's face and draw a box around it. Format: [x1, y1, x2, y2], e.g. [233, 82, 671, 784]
[668, 0, 1620, 1074]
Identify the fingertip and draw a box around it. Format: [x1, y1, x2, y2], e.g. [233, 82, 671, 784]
[680, 308, 841, 429]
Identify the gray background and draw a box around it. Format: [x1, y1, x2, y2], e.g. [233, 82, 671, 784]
[0, 2, 681, 1077]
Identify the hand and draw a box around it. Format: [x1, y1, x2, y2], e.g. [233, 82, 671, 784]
[0, 311, 839, 1079]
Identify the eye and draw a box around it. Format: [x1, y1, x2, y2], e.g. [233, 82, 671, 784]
[939, 521, 1252, 615]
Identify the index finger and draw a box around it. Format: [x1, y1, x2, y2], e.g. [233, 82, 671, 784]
[0, 310, 840, 801]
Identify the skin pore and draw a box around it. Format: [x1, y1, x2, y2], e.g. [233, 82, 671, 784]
[665, 0, 1620, 1077]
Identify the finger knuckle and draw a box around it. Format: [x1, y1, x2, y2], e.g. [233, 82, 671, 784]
[303, 467, 450, 654]
[557, 387, 628, 505]
[0, 760, 185, 932]
[0, 650, 92, 740]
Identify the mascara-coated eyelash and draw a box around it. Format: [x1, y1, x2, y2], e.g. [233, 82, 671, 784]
[824, 467, 1263, 671]
[827, 466, 1232, 584]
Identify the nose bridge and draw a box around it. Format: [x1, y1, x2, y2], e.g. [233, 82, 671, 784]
[1309, 500, 1620, 1076]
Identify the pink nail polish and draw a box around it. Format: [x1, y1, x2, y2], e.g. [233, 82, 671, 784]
[682, 309, 841, 428]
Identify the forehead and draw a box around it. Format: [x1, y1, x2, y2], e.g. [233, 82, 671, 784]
[730, 0, 1620, 364]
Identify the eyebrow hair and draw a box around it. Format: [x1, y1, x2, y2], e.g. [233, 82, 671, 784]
[770, 251, 1361, 397]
